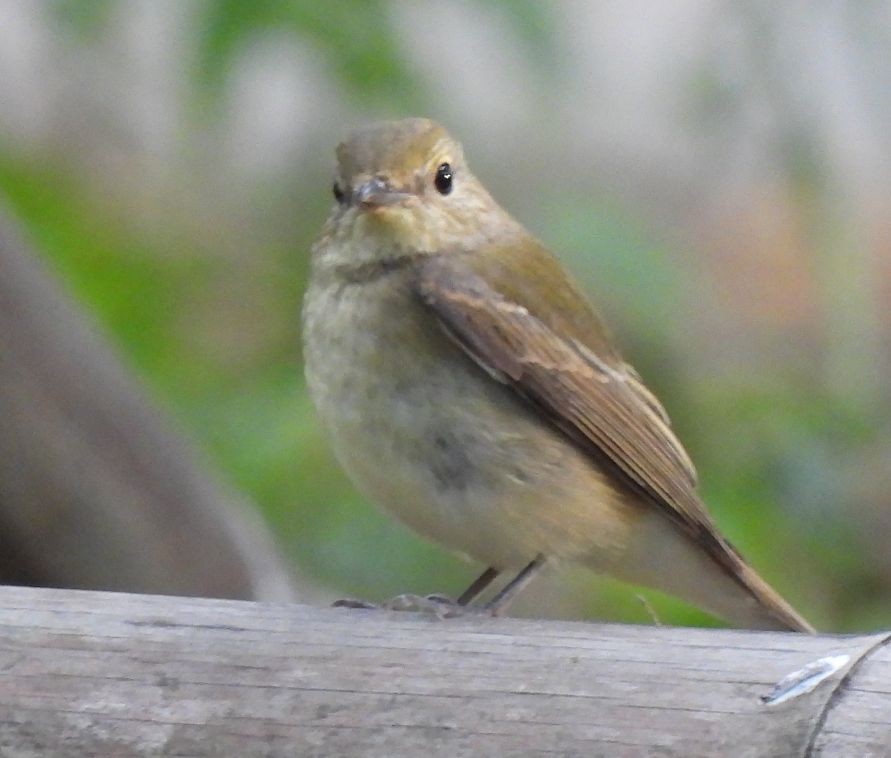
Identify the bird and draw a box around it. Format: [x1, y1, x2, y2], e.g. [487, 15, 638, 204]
[302, 117, 813, 632]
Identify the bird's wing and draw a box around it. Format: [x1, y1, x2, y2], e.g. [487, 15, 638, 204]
[415, 253, 723, 556]
[415, 251, 814, 633]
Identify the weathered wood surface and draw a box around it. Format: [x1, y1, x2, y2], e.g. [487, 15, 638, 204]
[0, 209, 295, 601]
[0, 585, 887, 757]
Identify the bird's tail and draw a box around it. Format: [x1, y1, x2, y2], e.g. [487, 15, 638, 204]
[603, 508, 814, 632]
[726, 553, 814, 632]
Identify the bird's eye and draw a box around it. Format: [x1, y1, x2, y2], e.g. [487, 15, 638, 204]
[333, 183, 346, 204]
[434, 163, 453, 195]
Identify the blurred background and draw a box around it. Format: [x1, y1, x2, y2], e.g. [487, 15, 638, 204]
[1, 0, 889, 631]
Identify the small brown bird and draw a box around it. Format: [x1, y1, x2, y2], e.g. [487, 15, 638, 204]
[303, 117, 813, 632]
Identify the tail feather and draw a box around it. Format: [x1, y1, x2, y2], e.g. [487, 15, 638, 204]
[731, 558, 814, 633]
[605, 509, 814, 632]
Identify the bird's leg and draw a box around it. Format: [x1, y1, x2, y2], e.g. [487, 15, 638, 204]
[457, 566, 500, 605]
[484, 554, 547, 616]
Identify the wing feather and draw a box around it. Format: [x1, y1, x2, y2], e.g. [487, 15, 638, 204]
[414, 253, 814, 632]
[416, 255, 712, 541]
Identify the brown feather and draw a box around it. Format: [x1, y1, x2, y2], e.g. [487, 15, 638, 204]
[416, 249, 813, 633]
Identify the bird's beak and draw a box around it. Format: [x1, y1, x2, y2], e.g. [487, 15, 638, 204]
[354, 177, 412, 209]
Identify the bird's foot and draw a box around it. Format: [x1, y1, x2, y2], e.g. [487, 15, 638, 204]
[384, 593, 465, 619]
[331, 598, 378, 610]
[332, 593, 465, 619]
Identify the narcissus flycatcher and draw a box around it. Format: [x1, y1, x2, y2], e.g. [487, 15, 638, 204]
[302, 117, 813, 632]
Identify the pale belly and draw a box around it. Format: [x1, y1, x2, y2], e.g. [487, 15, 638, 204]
[303, 272, 634, 570]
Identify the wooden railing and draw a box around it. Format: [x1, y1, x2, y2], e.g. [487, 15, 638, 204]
[0, 584, 887, 756]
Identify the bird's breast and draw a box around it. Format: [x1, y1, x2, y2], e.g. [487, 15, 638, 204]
[302, 260, 634, 568]
[303, 267, 495, 500]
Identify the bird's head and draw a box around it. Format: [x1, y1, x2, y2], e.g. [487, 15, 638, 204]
[327, 118, 511, 253]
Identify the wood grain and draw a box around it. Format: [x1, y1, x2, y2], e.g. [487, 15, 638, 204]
[0, 585, 886, 757]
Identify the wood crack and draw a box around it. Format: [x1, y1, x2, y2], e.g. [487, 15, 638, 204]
[803, 631, 891, 756]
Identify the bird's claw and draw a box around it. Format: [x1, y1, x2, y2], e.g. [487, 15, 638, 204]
[332, 593, 465, 619]
[331, 598, 378, 610]
[384, 593, 465, 619]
